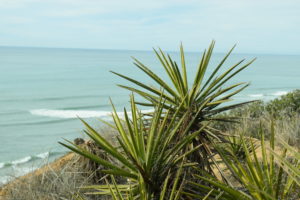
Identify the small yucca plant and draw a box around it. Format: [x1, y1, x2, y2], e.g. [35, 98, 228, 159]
[270, 138, 300, 188]
[221, 134, 258, 161]
[60, 96, 205, 199]
[186, 123, 300, 200]
[103, 163, 185, 200]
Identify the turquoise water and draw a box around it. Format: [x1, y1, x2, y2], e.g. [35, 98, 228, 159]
[0, 46, 299, 183]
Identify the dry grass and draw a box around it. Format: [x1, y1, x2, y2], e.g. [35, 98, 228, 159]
[214, 110, 300, 147]
[0, 153, 95, 200]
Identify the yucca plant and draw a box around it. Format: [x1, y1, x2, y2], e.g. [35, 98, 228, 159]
[60, 95, 206, 199]
[270, 138, 300, 187]
[112, 41, 256, 125]
[221, 134, 258, 161]
[186, 123, 300, 200]
[112, 41, 256, 173]
[103, 162, 186, 200]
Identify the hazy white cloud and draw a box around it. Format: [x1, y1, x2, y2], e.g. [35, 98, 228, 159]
[0, 0, 40, 8]
[0, 16, 35, 24]
[0, 0, 299, 54]
[42, 0, 193, 17]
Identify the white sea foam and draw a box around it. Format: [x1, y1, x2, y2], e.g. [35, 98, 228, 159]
[248, 94, 264, 98]
[0, 176, 11, 185]
[9, 166, 39, 181]
[11, 156, 32, 165]
[36, 152, 50, 159]
[272, 91, 288, 96]
[0, 162, 5, 169]
[13, 166, 37, 175]
[30, 109, 110, 118]
[30, 109, 154, 119]
[0, 166, 39, 185]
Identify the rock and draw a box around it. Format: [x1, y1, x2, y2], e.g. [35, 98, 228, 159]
[74, 138, 85, 145]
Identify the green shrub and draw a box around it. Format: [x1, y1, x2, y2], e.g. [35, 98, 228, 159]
[212, 90, 300, 145]
[266, 89, 300, 116]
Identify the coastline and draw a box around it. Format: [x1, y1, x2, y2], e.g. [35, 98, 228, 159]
[0, 153, 75, 198]
[1, 139, 295, 199]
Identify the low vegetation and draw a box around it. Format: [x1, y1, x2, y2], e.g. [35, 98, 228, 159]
[215, 90, 300, 146]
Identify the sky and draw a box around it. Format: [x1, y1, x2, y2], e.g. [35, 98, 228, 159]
[0, 0, 299, 54]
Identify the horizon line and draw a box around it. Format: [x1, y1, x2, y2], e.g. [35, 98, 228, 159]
[0, 44, 299, 57]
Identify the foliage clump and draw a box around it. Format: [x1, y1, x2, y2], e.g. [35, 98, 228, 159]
[267, 89, 300, 115]
[214, 90, 300, 145]
[224, 89, 300, 118]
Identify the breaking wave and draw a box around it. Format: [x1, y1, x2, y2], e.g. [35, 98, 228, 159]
[0, 151, 60, 169]
[248, 94, 264, 98]
[246, 90, 289, 99]
[30, 109, 154, 119]
[271, 91, 288, 96]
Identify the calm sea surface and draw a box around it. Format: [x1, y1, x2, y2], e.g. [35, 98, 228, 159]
[0, 46, 299, 183]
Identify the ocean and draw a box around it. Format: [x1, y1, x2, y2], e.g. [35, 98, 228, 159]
[0, 46, 299, 184]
